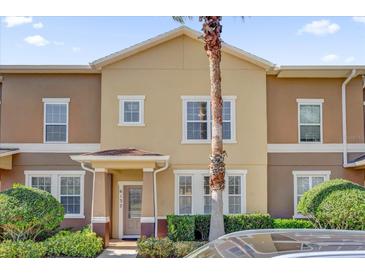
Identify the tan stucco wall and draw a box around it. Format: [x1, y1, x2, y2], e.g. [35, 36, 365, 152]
[267, 76, 364, 144]
[268, 153, 365, 218]
[0, 153, 93, 229]
[0, 74, 101, 143]
[101, 35, 268, 219]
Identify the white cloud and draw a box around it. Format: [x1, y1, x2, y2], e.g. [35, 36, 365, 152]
[321, 54, 339, 63]
[24, 35, 49, 47]
[72, 47, 81, 52]
[298, 20, 340, 36]
[33, 22, 44, 29]
[53, 41, 65, 46]
[353, 17, 365, 24]
[3, 16, 33, 28]
[345, 56, 355, 63]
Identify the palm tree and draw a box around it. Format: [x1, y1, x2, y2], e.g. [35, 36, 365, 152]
[173, 16, 225, 241]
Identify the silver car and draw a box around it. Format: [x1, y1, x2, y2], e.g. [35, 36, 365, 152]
[187, 229, 365, 258]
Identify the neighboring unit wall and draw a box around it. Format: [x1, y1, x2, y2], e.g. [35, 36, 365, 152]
[0, 153, 93, 228]
[267, 75, 365, 218]
[267, 76, 364, 144]
[268, 153, 365, 218]
[0, 74, 101, 143]
[101, 35, 268, 224]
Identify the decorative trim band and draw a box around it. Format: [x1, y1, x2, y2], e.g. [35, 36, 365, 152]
[95, 168, 107, 173]
[140, 217, 155, 223]
[91, 216, 110, 223]
[268, 143, 365, 153]
[0, 143, 100, 153]
[143, 168, 154, 172]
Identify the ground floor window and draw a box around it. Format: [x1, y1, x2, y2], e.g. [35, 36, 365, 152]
[25, 170, 85, 218]
[292, 170, 330, 217]
[174, 170, 247, 215]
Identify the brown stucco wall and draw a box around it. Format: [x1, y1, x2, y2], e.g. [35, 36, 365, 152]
[268, 153, 365, 218]
[0, 74, 101, 143]
[267, 76, 364, 144]
[0, 153, 93, 229]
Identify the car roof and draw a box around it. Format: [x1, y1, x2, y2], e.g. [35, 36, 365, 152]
[188, 229, 365, 258]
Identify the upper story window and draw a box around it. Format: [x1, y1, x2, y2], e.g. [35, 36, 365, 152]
[292, 170, 330, 217]
[25, 170, 85, 218]
[43, 98, 69, 143]
[297, 99, 323, 143]
[118, 95, 145, 126]
[182, 96, 236, 143]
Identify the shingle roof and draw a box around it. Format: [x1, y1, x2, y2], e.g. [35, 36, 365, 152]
[82, 148, 163, 157]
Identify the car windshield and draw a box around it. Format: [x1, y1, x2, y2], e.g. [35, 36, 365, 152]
[187, 229, 365, 258]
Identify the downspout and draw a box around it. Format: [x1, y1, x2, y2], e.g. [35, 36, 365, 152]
[80, 162, 96, 231]
[153, 159, 169, 238]
[342, 69, 357, 167]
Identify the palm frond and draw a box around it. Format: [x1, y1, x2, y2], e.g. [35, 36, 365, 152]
[172, 16, 193, 24]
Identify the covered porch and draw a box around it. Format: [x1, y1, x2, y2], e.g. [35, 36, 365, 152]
[71, 148, 169, 246]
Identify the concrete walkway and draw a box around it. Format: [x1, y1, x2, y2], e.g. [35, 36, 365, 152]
[98, 239, 138, 258]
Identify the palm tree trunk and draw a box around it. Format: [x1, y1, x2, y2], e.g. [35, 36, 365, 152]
[200, 17, 226, 241]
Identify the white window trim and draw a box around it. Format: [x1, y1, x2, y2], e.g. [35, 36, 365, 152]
[24, 170, 85, 219]
[297, 98, 323, 144]
[174, 169, 247, 215]
[43, 98, 70, 144]
[181, 96, 237, 144]
[118, 95, 145, 126]
[292, 170, 331, 218]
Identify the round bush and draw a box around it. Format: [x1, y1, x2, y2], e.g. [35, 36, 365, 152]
[0, 184, 64, 241]
[297, 179, 365, 230]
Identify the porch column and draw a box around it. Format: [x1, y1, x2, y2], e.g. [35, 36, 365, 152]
[141, 168, 155, 237]
[92, 168, 111, 247]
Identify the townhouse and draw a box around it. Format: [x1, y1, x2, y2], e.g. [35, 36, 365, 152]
[0, 26, 364, 245]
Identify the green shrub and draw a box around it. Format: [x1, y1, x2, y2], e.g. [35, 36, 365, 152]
[167, 215, 195, 241]
[195, 215, 210, 241]
[174, 241, 206, 258]
[224, 214, 273, 234]
[137, 237, 205, 258]
[273, 218, 314, 229]
[137, 237, 175, 258]
[297, 179, 365, 230]
[44, 227, 103, 257]
[0, 184, 64, 241]
[0, 240, 46, 258]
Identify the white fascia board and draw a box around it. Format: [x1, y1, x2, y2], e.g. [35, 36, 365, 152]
[0, 143, 100, 153]
[268, 143, 365, 153]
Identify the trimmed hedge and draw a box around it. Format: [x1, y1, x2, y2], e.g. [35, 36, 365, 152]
[137, 237, 206, 258]
[44, 227, 103, 258]
[297, 179, 365, 230]
[0, 184, 64, 241]
[224, 214, 273, 233]
[0, 240, 46, 258]
[167, 215, 195, 241]
[273, 218, 314, 229]
[167, 213, 274, 241]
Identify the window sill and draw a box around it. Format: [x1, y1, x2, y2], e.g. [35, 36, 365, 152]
[64, 214, 85, 219]
[118, 123, 145, 127]
[181, 139, 237, 144]
[293, 214, 308, 219]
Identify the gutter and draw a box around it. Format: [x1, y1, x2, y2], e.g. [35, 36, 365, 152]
[79, 162, 96, 231]
[153, 160, 169, 238]
[342, 69, 357, 167]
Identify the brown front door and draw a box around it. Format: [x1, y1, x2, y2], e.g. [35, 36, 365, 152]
[123, 185, 142, 236]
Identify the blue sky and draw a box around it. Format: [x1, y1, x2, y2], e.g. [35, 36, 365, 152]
[1, 16, 365, 65]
